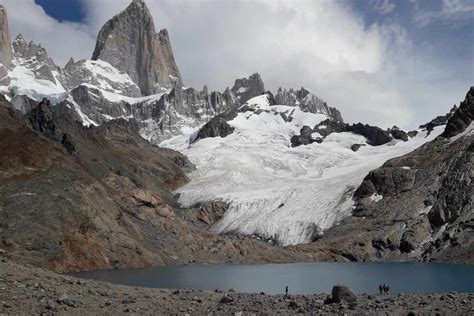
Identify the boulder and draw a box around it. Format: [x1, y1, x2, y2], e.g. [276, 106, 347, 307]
[351, 144, 363, 152]
[325, 285, 357, 304]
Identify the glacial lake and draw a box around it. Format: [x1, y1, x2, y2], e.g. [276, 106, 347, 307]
[69, 262, 474, 295]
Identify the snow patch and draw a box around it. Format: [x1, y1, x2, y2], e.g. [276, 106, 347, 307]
[369, 193, 383, 203]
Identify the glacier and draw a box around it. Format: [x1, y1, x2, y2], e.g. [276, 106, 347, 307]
[162, 95, 444, 246]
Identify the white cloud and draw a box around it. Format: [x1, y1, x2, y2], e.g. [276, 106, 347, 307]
[413, 0, 474, 27]
[1, 0, 95, 67]
[2, 0, 472, 129]
[371, 0, 396, 15]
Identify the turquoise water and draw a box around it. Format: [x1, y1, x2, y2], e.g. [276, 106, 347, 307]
[70, 262, 474, 294]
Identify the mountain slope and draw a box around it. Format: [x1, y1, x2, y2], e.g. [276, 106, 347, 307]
[0, 96, 306, 272]
[295, 87, 473, 263]
[162, 94, 441, 246]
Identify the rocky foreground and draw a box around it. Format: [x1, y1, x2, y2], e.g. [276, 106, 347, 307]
[0, 260, 473, 315]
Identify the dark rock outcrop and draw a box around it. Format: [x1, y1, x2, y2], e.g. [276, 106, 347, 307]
[314, 119, 347, 137]
[442, 87, 474, 138]
[390, 127, 408, 142]
[27, 98, 56, 139]
[231, 73, 265, 105]
[351, 144, 364, 152]
[290, 125, 322, 147]
[420, 105, 457, 134]
[91, 0, 183, 95]
[293, 119, 393, 148]
[348, 123, 392, 146]
[407, 130, 418, 138]
[193, 112, 237, 142]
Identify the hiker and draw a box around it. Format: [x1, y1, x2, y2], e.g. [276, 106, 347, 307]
[379, 284, 383, 295]
[383, 283, 389, 295]
[385, 284, 390, 295]
[285, 286, 289, 297]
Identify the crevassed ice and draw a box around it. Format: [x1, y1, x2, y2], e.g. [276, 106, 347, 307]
[162, 95, 444, 246]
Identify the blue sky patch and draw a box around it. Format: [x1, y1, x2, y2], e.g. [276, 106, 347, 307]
[35, 0, 86, 23]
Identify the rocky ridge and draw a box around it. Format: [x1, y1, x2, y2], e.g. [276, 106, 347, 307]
[0, 2, 345, 144]
[295, 87, 473, 263]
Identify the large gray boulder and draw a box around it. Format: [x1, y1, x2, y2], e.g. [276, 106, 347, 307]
[325, 285, 357, 304]
[91, 0, 183, 95]
[0, 5, 13, 67]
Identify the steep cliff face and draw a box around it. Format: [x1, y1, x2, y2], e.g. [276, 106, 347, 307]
[0, 5, 13, 68]
[91, 0, 183, 96]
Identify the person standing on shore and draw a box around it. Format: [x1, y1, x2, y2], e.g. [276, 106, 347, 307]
[379, 284, 383, 295]
[285, 286, 289, 297]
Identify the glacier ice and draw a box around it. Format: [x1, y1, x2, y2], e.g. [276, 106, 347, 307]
[162, 95, 444, 246]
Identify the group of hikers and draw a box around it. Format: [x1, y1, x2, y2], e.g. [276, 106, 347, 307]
[283, 284, 390, 297]
[379, 283, 390, 295]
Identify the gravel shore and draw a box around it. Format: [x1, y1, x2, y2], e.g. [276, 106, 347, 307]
[0, 259, 473, 315]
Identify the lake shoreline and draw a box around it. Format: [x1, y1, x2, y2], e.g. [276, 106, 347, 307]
[1, 259, 473, 315]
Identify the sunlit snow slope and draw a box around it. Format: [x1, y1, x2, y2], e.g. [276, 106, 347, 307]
[162, 95, 443, 246]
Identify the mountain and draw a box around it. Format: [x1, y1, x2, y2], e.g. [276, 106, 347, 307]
[91, 0, 182, 95]
[0, 95, 306, 271]
[0, 3, 342, 144]
[0, 0, 471, 268]
[163, 94, 443, 246]
[295, 88, 473, 263]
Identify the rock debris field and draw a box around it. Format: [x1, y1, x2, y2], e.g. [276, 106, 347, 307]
[1, 260, 473, 315]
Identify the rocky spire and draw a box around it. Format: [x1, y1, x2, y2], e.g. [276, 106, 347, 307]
[91, 0, 183, 96]
[231, 73, 265, 105]
[0, 5, 13, 67]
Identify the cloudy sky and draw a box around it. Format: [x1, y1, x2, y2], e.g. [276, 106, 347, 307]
[2, 0, 473, 128]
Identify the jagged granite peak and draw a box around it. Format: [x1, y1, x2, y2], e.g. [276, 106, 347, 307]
[442, 86, 474, 138]
[276, 86, 343, 122]
[0, 5, 13, 67]
[91, 0, 183, 96]
[11, 33, 60, 86]
[420, 104, 458, 134]
[12, 34, 57, 69]
[231, 73, 265, 105]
